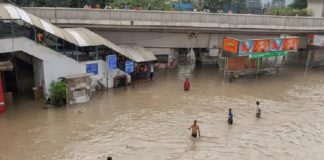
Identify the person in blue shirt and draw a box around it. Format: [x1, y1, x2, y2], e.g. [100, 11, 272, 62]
[228, 108, 233, 125]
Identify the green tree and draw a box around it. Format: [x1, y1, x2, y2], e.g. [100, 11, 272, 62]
[110, 0, 171, 10]
[49, 80, 67, 107]
[203, 0, 246, 13]
[265, 6, 312, 16]
[289, 0, 307, 9]
[14, 0, 115, 8]
[272, 0, 285, 7]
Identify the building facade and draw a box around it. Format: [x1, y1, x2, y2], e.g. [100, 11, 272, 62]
[308, 0, 324, 17]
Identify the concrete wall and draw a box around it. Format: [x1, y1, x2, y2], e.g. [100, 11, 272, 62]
[313, 48, 324, 62]
[82, 60, 107, 89]
[0, 37, 85, 95]
[99, 32, 217, 48]
[33, 57, 45, 88]
[145, 48, 171, 55]
[308, 0, 324, 17]
[82, 60, 131, 89]
[23, 7, 324, 33]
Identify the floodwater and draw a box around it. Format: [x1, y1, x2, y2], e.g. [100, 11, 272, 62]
[1, 64, 324, 160]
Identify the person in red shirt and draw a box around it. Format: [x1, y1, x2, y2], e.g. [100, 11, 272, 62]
[37, 32, 43, 42]
[184, 78, 190, 91]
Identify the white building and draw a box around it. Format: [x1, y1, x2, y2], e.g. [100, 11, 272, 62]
[308, 0, 324, 17]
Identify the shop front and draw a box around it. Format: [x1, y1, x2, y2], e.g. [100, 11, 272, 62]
[222, 37, 299, 79]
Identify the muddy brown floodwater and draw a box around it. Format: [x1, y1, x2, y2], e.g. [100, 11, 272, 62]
[1, 65, 324, 160]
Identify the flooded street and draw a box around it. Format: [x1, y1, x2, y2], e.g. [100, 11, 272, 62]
[1, 65, 324, 160]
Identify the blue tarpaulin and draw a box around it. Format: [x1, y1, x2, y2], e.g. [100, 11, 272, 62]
[172, 2, 193, 11]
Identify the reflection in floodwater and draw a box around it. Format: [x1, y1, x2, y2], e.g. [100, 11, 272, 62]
[1, 64, 324, 160]
[177, 53, 196, 81]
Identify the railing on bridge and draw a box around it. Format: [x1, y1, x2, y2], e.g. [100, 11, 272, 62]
[23, 7, 324, 32]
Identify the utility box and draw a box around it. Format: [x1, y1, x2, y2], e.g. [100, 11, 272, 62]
[62, 74, 92, 105]
[33, 87, 44, 100]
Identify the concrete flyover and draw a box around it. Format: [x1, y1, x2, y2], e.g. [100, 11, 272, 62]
[23, 7, 324, 34]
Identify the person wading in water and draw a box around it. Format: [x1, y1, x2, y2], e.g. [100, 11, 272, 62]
[228, 108, 233, 125]
[184, 78, 191, 91]
[188, 120, 200, 138]
[256, 101, 261, 118]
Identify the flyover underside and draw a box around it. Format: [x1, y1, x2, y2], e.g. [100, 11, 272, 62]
[92, 31, 308, 49]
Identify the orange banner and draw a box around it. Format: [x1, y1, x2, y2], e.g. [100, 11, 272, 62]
[283, 38, 299, 51]
[223, 37, 239, 54]
[252, 40, 269, 53]
[227, 56, 257, 71]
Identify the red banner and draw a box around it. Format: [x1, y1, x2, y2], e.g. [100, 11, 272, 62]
[283, 38, 299, 51]
[252, 40, 269, 53]
[269, 39, 284, 51]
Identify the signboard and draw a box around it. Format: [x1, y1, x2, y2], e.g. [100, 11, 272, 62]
[0, 76, 4, 113]
[239, 40, 253, 56]
[311, 35, 324, 47]
[283, 38, 299, 51]
[269, 39, 283, 51]
[252, 40, 269, 53]
[107, 55, 117, 69]
[223, 37, 239, 54]
[125, 60, 134, 73]
[86, 63, 99, 75]
[227, 56, 257, 71]
[249, 51, 288, 59]
[224, 37, 300, 59]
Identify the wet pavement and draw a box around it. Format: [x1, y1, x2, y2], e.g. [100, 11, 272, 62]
[1, 64, 324, 160]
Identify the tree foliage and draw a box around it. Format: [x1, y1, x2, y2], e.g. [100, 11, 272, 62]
[289, 0, 307, 9]
[49, 80, 66, 107]
[13, 0, 246, 12]
[110, 0, 171, 10]
[13, 0, 114, 8]
[203, 0, 246, 13]
[265, 7, 312, 16]
[13, 0, 171, 9]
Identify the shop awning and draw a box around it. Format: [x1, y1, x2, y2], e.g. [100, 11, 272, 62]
[119, 44, 157, 63]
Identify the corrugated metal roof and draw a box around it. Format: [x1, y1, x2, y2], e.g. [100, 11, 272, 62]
[0, 3, 77, 45]
[119, 44, 157, 62]
[4, 5, 20, 19]
[65, 28, 135, 61]
[0, 3, 135, 61]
